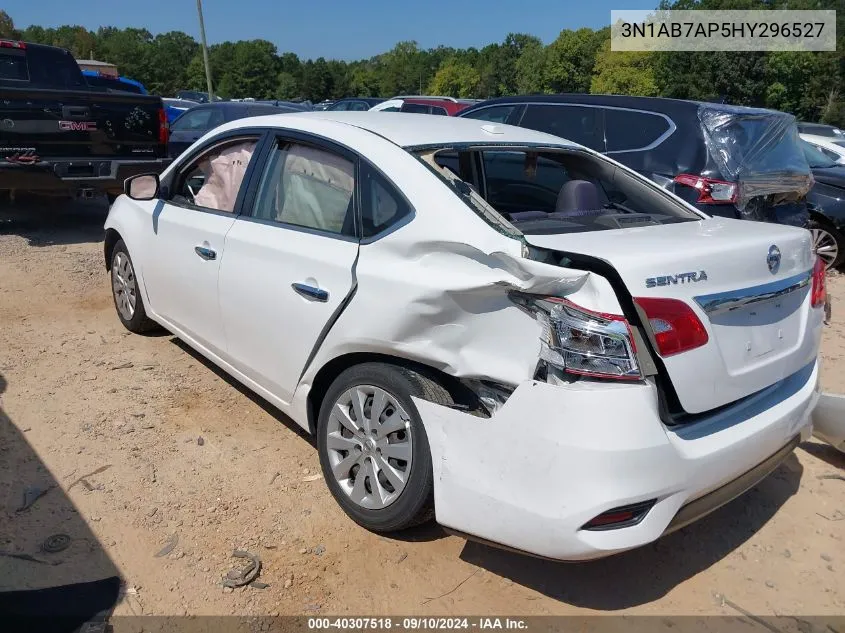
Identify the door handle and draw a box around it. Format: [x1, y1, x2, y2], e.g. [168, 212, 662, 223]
[292, 282, 328, 302]
[194, 246, 216, 260]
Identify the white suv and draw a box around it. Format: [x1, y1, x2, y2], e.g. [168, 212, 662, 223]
[106, 112, 825, 560]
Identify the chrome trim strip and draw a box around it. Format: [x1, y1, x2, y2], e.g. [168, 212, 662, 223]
[694, 271, 811, 316]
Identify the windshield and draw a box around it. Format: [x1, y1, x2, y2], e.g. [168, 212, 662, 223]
[802, 140, 838, 168]
[417, 145, 700, 236]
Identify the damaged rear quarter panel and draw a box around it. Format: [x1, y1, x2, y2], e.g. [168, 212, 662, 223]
[294, 144, 592, 401]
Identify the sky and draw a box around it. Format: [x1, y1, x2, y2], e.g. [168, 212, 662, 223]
[4, 0, 658, 61]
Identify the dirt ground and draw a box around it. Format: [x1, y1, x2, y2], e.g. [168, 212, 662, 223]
[1, 197, 843, 618]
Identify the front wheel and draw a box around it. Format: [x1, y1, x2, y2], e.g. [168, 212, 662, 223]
[317, 363, 452, 532]
[110, 239, 157, 333]
[809, 219, 844, 269]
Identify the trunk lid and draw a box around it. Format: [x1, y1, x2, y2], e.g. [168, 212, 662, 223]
[525, 217, 823, 414]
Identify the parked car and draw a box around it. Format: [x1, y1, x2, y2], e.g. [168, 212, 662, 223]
[0, 40, 169, 200]
[800, 133, 845, 165]
[370, 97, 470, 116]
[162, 98, 199, 125]
[82, 70, 148, 95]
[256, 99, 313, 111]
[802, 140, 845, 268]
[327, 97, 385, 111]
[460, 95, 813, 229]
[798, 122, 845, 138]
[175, 89, 224, 104]
[106, 111, 825, 561]
[167, 101, 300, 158]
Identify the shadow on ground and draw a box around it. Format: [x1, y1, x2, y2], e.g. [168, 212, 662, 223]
[0, 194, 108, 247]
[459, 454, 803, 610]
[0, 371, 122, 630]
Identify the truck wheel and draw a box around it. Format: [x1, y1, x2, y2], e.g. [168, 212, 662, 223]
[317, 362, 451, 532]
[110, 239, 157, 333]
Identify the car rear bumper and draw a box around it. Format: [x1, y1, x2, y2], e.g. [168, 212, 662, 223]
[413, 360, 819, 561]
[0, 157, 170, 194]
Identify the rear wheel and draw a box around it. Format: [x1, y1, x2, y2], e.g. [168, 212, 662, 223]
[110, 239, 157, 333]
[317, 362, 451, 532]
[809, 219, 844, 269]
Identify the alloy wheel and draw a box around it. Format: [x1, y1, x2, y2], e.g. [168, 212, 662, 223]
[811, 227, 839, 270]
[112, 252, 137, 321]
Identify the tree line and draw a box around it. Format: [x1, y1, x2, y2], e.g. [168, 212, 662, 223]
[1, 0, 843, 125]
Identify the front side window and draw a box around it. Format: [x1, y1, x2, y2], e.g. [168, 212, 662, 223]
[520, 104, 604, 151]
[252, 141, 356, 236]
[171, 138, 259, 212]
[461, 105, 515, 124]
[171, 108, 224, 132]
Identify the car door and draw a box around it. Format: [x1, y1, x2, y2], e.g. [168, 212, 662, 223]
[218, 134, 360, 404]
[143, 133, 262, 358]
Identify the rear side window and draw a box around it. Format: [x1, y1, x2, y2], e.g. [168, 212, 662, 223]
[252, 142, 356, 236]
[401, 103, 431, 114]
[361, 163, 412, 238]
[462, 105, 516, 124]
[430, 106, 448, 116]
[171, 108, 224, 132]
[604, 109, 671, 152]
[0, 49, 28, 81]
[520, 105, 604, 151]
[348, 101, 370, 112]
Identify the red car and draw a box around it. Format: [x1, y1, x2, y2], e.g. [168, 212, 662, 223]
[399, 97, 472, 116]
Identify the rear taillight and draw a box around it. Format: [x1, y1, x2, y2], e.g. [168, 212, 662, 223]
[811, 256, 826, 308]
[674, 174, 737, 204]
[634, 297, 709, 357]
[158, 107, 169, 145]
[517, 296, 641, 381]
[0, 40, 26, 49]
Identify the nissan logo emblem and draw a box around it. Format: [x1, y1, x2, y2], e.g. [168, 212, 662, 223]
[767, 245, 781, 274]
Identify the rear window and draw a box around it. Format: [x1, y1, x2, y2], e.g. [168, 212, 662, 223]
[604, 108, 671, 152]
[0, 48, 28, 81]
[520, 104, 604, 151]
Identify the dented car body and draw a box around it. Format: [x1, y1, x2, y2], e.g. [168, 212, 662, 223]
[106, 112, 830, 561]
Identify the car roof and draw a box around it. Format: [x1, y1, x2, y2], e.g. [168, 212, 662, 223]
[221, 111, 578, 148]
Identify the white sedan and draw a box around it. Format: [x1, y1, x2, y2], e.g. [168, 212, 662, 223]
[106, 112, 826, 561]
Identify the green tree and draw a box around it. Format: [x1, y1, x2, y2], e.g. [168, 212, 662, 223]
[276, 72, 299, 99]
[591, 41, 658, 96]
[546, 27, 606, 93]
[0, 10, 15, 38]
[428, 58, 481, 98]
[515, 39, 548, 94]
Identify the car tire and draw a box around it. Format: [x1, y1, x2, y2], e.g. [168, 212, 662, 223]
[110, 239, 157, 333]
[317, 362, 452, 532]
[809, 219, 845, 269]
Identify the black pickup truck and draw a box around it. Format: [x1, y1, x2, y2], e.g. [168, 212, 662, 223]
[0, 40, 169, 200]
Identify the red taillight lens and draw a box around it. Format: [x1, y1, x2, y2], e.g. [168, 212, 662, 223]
[634, 297, 709, 357]
[811, 256, 826, 308]
[674, 173, 737, 204]
[158, 107, 169, 145]
[0, 40, 26, 49]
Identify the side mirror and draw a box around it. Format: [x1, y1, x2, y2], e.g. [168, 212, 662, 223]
[124, 173, 160, 201]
